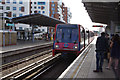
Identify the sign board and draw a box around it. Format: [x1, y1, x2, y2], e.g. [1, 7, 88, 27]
[93, 25, 103, 27]
[6, 23, 14, 27]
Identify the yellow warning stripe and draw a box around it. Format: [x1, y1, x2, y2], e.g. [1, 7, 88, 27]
[70, 47, 91, 78]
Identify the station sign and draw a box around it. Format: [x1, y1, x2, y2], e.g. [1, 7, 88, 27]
[93, 25, 103, 27]
[6, 23, 14, 27]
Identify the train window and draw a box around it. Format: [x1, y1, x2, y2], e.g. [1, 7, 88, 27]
[56, 27, 78, 43]
[62, 29, 71, 42]
[71, 29, 78, 43]
[80, 27, 85, 42]
[56, 29, 62, 42]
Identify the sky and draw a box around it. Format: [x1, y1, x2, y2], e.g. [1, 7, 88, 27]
[62, 0, 105, 31]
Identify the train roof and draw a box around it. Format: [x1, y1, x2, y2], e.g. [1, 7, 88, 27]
[56, 24, 83, 28]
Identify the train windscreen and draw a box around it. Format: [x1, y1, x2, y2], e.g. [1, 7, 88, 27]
[56, 25, 78, 43]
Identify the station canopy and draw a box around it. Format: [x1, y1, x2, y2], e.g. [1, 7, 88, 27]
[11, 13, 65, 27]
[82, 0, 120, 24]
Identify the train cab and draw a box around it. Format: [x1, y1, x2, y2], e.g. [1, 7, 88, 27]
[52, 24, 85, 56]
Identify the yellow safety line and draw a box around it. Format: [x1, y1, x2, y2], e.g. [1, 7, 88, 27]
[70, 47, 91, 78]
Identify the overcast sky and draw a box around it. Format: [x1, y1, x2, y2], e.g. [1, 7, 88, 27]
[62, 0, 103, 31]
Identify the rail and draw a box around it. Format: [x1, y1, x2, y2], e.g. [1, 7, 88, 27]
[1, 49, 52, 70]
[1, 52, 61, 80]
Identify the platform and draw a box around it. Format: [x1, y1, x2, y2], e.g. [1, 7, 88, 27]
[59, 37, 118, 79]
[0, 40, 53, 53]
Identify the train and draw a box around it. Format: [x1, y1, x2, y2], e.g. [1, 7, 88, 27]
[52, 24, 94, 56]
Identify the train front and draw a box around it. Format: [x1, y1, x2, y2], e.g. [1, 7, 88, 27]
[52, 24, 80, 56]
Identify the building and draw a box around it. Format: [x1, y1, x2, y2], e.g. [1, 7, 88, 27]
[30, 0, 49, 16]
[2, 0, 30, 30]
[0, 0, 30, 40]
[49, 0, 62, 34]
[61, 2, 71, 23]
[67, 8, 72, 23]
[30, 0, 50, 39]
[49, 0, 66, 21]
[0, 0, 2, 46]
[0, 0, 3, 30]
[49, 0, 72, 35]
[0, 0, 72, 41]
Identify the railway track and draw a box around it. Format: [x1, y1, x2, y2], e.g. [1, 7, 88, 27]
[2, 43, 53, 64]
[1, 44, 54, 80]
[1, 51, 61, 80]
[29, 43, 93, 80]
[29, 54, 77, 80]
[1, 43, 52, 74]
[1, 49, 52, 71]
[23, 54, 62, 80]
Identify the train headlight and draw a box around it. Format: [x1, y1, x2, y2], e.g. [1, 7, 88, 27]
[73, 46, 78, 49]
[75, 46, 78, 49]
[55, 45, 59, 48]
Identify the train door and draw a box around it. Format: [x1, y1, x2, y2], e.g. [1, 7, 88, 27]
[80, 27, 85, 49]
[86, 30, 89, 45]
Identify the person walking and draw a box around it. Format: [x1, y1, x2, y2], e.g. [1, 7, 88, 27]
[106, 34, 120, 70]
[93, 32, 109, 72]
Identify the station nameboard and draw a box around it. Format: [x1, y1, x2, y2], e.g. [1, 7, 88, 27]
[6, 23, 14, 27]
[93, 25, 103, 27]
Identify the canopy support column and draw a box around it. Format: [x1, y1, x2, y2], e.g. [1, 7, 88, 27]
[31, 24, 34, 42]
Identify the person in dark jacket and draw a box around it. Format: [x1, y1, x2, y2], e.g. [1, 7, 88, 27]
[93, 32, 109, 72]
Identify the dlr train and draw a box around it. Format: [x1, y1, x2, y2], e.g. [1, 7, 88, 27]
[52, 24, 94, 56]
